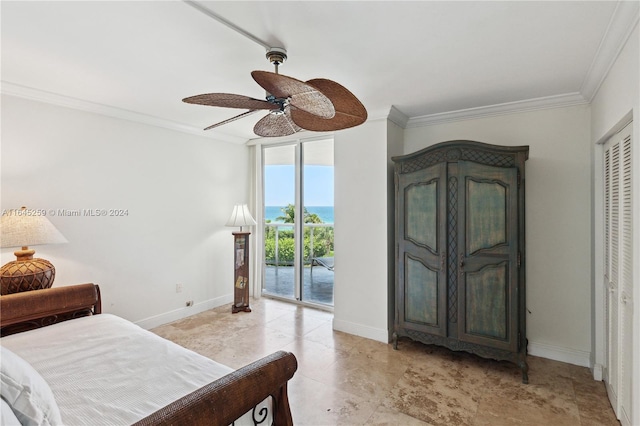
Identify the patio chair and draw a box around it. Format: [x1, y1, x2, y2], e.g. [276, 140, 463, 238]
[311, 257, 334, 272]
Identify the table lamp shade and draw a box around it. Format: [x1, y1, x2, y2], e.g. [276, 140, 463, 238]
[1, 207, 68, 294]
[225, 204, 257, 230]
[1, 213, 68, 249]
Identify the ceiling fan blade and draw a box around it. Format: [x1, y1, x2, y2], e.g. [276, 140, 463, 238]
[183, 93, 276, 110]
[203, 110, 260, 131]
[254, 110, 302, 137]
[290, 78, 367, 132]
[251, 71, 335, 119]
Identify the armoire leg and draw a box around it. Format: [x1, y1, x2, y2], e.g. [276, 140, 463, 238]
[519, 358, 529, 384]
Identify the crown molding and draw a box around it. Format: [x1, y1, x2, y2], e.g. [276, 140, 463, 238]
[400, 92, 587, 128]
[387, 105, 410, 129]
[390, 0, 638, 130]
[580, 0, 640, 102]
[0, 81, 248, 145]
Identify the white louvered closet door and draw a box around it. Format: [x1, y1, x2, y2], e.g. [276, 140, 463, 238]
[603, 121, 633, 425]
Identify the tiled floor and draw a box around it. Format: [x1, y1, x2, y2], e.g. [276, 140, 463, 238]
[151, 297, 619, 426]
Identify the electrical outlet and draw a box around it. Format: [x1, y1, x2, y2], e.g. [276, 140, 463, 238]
[176, 283, 183, 293]
[186, 300, 194, 307]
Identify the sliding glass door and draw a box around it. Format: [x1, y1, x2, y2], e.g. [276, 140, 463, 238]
[262, 138, 334, 307]
[263, 144, 297, 300]
[301, 139, 334, 305]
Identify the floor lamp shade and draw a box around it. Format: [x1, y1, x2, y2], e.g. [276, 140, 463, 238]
[0, 207, 68, 294]
[225, 204, 257, 231]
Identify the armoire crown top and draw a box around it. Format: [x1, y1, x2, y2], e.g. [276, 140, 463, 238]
[393, 140, 529, 175]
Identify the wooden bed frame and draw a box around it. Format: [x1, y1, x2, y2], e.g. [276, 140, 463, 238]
[0, 283, 298, 425]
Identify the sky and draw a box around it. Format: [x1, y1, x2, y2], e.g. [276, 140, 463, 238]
[265, 165, 334, 206]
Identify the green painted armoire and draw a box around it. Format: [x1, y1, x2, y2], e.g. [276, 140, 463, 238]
[392, 140, 529, 383]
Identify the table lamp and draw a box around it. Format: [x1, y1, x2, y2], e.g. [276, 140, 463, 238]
[225, 204, 256, 313]
[0, 206, 68, 294]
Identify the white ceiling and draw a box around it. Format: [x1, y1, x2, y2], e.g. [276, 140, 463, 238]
[1, 1, 636, 144]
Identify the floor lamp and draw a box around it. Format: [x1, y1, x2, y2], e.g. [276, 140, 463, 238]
[226, 204, 256, 313]
[1, 207, 68, 294]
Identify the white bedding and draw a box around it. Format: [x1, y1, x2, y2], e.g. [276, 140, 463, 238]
[0, 314, 269, 425]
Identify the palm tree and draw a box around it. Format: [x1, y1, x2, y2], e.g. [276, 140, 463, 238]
[275, 204, 323, 224]
[275, 204, 296, 223]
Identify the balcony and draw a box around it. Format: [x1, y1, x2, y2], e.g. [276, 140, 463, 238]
[263, 222, 334, 306]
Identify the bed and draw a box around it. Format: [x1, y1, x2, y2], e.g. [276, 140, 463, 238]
[0, 283, 297, 425]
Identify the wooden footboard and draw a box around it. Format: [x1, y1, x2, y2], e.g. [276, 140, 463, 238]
[134, 350, 297, 426]
[0, 284, 298, 425]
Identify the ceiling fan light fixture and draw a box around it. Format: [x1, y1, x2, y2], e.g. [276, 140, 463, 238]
[254, 107, 300, 137]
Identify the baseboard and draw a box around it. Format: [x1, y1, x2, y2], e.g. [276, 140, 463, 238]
[135, 294, 232, 330]
[332, 318, 389, 343]
[527, 341, 591, 367]
[591, 363, 604, 381]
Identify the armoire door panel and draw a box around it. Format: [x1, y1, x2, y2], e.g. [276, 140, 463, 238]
[405, 181, 438, 253]
[399, 164, 446, 254]
[464, 262, 508, 340]
[467, 180, 508, 254]
[405, 255, 441, 328]
[458, 161, 518, 351]
[460, 161, 516, 257]
[396, 162, 448, 337]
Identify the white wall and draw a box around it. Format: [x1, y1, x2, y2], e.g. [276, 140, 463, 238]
[0, 95, 250, 328]
[333, 118, 390, 341]
[402, 105, 593, 366]
[590, 22, 639, 424]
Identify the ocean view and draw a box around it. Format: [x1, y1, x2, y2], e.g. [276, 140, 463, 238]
[265, 206, 334, 224]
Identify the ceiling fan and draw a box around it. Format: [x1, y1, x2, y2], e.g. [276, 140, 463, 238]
[183, 47, 367, 137]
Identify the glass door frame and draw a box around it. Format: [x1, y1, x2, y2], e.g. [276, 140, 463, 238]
[259, 136, 334, 310]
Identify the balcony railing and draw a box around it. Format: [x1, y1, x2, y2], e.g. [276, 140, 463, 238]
[264, 222, 334, 267]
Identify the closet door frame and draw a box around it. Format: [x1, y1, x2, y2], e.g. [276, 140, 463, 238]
[595, 118, 636, 426]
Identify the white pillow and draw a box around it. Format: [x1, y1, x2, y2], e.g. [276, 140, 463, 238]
[0, 345, 63, 426]
[1, 397, 21, 425]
